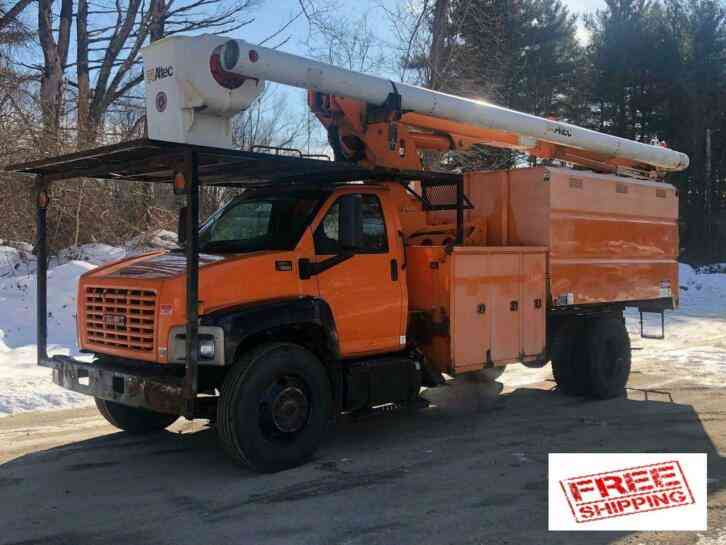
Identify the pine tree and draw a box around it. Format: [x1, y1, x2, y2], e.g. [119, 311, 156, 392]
[587, 0, 726, 259]
[439, 0, 582, 170]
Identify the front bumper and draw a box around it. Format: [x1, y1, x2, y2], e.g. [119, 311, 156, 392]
[45, 355, 185, 415]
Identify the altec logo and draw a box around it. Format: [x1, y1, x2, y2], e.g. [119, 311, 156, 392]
[562, 461, 694, 522]
[552, 126, 573, 138]
[549, 453, 707, 531]
[145, 65, 174, 82]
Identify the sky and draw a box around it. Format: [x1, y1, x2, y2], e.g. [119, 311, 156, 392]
[10, 0, 608, 150]
[233, 0, 607, 56]
[226, 0, 607, 150]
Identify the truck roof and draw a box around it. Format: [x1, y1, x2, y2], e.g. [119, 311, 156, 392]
[6, 138, 462, 187]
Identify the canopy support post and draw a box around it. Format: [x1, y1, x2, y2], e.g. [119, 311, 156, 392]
[183, 150, 200, 418]
[35, 176, 49, 365]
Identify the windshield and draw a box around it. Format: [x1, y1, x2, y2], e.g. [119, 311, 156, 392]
[198, 191, 328, 254]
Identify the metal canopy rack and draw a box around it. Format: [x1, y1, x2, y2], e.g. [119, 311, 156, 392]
[6, 138, 463, 418]
[8, 138, 462, 186]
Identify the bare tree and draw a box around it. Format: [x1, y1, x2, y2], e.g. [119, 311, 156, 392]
[428, 0, 449, 89]
[37, 0, 72, 143]
[234, 87, 306, 151]
[191, 86, 311, 213]
[73, 0, 260, 146]
[0, 0, 32, 36]
[298, 0, 387, 73]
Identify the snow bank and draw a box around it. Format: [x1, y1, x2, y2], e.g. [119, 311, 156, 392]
[0, 230, 178, 282]
[0, 261, 97, 416]
[128, 229, 179, 251]
[0, 242, 35, 278]
[57, 243, 126, 266]
[0, 230, 177, 417]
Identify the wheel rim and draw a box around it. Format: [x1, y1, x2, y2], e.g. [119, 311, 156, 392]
[259, 375, 311, 441]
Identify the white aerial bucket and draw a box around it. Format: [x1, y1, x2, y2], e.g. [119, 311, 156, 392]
[142, 35, 266, 149]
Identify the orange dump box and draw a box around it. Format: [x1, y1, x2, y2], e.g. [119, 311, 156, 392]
[464, 166, 679, 307]
[407, 166, 678, 374]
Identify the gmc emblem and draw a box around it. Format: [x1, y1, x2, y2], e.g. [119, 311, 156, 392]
[103, 314, 126, 328]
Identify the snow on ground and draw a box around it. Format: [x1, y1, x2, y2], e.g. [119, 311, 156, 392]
[0, 246, 725, 416]
[0, 242, 35, 278]
[0, 261, 97, 416]
[626, 263, 726, 387]
[0, 232, 177, 417]
[500, 262, 726, 389]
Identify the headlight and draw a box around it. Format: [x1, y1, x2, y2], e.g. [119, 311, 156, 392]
[199, 336, 215, 359]
[167, 326, 224, 365]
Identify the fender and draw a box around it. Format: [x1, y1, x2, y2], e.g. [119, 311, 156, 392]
[199, 296, 340, 364]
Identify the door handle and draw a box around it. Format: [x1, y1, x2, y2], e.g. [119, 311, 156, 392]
[298, 253, 353, 279]
[398, 230, 407, 270]
[390, 259, 398, 281]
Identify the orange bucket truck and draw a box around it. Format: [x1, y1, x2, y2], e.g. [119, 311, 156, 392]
[7, 35, 686, 472]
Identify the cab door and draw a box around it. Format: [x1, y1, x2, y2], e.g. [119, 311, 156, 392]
[311, 191, 404, 356]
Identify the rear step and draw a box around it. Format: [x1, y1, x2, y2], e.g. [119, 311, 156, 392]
[349, 396, 431, 420]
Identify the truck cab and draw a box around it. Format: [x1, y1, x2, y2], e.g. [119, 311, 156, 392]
[78, 184, 409, 365]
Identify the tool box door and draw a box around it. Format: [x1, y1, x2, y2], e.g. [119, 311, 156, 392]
[489, 253, 521, 363]
[521, 252, 546, 358]
[450, 252, 490, 372]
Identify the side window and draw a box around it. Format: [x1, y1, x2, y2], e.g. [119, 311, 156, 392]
[360, 195, 387, 252]
[208, 201, 272, 242]
[315, 201, 341, 255]
[314, 194, 388, 255]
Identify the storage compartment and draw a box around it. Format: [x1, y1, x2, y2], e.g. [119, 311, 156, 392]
[343, 356, 421, 411]
[463, 166, 679, 307]
[406, 245, 546, 374]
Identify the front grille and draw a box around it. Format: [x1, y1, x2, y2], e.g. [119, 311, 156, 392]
[84, 287, 157, 352]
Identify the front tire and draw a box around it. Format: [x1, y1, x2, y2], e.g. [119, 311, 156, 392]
[217, 342, 333, 473]
[95, 398, 178, 433]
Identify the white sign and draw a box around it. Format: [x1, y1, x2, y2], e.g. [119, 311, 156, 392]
[549, 453, 707, 531]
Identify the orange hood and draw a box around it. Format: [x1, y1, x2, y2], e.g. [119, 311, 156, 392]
[77, 249, 311, 363]
[83, 251, 225, 280]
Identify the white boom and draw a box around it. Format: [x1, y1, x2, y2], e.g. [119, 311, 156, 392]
[141, 35, 689, 172]
[219, 39, 688, 172]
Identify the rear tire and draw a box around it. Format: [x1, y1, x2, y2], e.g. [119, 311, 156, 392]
[551, 315, 631, 399]
[583, 317, 631, 399]
[551, 320, 590, 396]
[217, 342, 333, 473]
[94, 398, 178, 433]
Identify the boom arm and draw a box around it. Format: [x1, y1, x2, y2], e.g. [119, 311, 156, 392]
[140, 36, 689, 176]
[308, 93, 676, 176]
[219, 39, 688, 176]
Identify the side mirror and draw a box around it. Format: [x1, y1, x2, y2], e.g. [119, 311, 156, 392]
[177, 206, 187, 246]
[339, 194, 362, 251]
